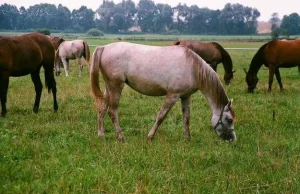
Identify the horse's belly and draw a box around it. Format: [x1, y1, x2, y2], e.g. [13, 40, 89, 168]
[10, 69, 35, 76]
[126, 81, 167, 96]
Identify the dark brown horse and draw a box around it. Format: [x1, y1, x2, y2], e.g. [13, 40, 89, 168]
[0, 33, 58, 117]
[244, 39, 300, 93]
[50, 36, 65, 50]
[174, 40, 235, 85]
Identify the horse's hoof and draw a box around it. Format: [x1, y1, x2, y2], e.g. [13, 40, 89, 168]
[33, 108, 39, 114]
[118, 137, 125, 142]
[98, 131, 105, 136]
[147, 136, 154, 141]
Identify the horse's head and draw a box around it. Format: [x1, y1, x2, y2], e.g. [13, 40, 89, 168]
[51, 36, 65, 50]
[54, 49, 63, 76]
[244, 69, 258, 93]
[223, 70, 235, 85]
[212, 100, 236, 141]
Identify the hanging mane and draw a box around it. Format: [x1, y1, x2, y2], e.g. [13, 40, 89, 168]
[188, 48, 229, 109]
[211, 42, 233, 73]
[248, 41, 269, 73]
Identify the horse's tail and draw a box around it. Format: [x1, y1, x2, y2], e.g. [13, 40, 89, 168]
[83, 41, 90, 65]
[90, 46, 105, 108]
[212, 42, 233, 73]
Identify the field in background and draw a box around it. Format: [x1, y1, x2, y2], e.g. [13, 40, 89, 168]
[1, 38, 300, 193]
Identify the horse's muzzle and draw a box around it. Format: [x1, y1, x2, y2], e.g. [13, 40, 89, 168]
[220, 130, 236, 142]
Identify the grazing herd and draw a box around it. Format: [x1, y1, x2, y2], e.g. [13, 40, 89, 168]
[1, 32, 300, 141]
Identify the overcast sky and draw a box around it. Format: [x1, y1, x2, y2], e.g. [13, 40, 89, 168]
[2, 0, 300, 21]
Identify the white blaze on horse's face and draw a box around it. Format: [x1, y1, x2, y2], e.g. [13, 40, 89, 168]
[212, 100, 236, 141]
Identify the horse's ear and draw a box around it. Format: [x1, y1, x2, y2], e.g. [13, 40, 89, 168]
[228, 99, 233, 107]
[174, 41, 180, 45]
[243, 68, 248, 74]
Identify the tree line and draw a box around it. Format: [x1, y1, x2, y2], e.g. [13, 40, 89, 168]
[0, 0, 300, 35]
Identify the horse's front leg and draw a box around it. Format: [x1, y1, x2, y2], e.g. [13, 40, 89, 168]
[0, 75, 9, 117]
[31, 71, 43, 113]
[274, 68, 283, 91]
[61, 58, 69, 77]
[147, 94, 179, 140]
[268, 65, 276, 92]
[181, 96, 191, 141]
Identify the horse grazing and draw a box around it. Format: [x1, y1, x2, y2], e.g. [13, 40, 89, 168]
[0, 32, 58, 117]
[244, 39, 300, 93]
[53, 38, 90, 77]
[50, 36, 65, 50]
[90, 42, 236, 141]
[174, 40, 235, 85]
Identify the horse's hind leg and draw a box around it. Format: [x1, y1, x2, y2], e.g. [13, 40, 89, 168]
[275, 68, 283, 91]
[0, 75, 9, 117]
[181, 96, 191, 140]
[98, 88, 109, 136]
[107, 83, 125, 141]
[31, 70, 43, 113]
[147, 94, 179, 140]
[77, 58, 83, 77]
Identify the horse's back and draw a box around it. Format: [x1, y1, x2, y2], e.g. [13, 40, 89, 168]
[98, 42, 202, 96]
[175, 40, 221, 63]
[0, 33, 55, 76]
[264, 40, 300, 65]
[58, 40, 85, 58]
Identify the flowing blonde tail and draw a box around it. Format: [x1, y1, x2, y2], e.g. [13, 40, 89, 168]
[90, 46, 105, 108]
[83, 41, 90, 66]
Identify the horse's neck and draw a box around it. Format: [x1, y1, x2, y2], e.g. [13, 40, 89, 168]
[196, 64, 229, 116]
[249, 53, 264, 74]
[214, 43, 233, 73]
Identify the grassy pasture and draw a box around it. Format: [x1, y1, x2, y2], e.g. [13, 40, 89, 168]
[1, 39, 300, 193]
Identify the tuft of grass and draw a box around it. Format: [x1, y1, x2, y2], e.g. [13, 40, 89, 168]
[1, 41, 300, 193]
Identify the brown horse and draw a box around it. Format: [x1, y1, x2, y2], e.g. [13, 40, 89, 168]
[244, 39, 300, 93]
[174, 40, 235, 85]
[0, 33, 58, 117]
[90, 42, 236, 142]
[50, 36, 65, 50]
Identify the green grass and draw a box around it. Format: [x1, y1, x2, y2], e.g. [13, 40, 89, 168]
[1, 40, 300, 193]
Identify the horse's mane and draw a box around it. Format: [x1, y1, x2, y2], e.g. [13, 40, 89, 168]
[187, 48, 229, 108]
[249, 41, 270, 72]
[211, 42, 233, 72]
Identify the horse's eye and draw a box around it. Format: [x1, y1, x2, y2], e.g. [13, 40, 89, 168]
[226, 118, 233, 124]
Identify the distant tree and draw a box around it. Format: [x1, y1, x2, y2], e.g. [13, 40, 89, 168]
[0, 3, 20, 29]
[36, 28, 51, 35]
[25, 4, 60, 29]
[269, 12, 281, 23]
[87, 28, 104, 36]
[137, 0, 156, 32]
[71, 6, 95, 32]
[280, 13, 300, 35]
[218, 3, 260, 34]
[56, 4, 72, 30]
